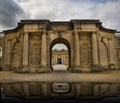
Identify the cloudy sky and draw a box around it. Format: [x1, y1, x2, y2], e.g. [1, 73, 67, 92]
[0, 0, 120, 32]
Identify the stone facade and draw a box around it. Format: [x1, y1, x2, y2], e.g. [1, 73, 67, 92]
[52, 49, 68, 65]
[115, 34, 120, 67]
[1, 19, 119, 73]
[1, 20, 120, 100]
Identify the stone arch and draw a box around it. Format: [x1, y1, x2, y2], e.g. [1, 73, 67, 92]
[12, 42, 21, 69]
[100, 41, 108, 67]
[50, 38, 71, 69]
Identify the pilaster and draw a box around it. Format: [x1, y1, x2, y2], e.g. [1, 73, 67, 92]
[74, 30, 81, 72]
[40, 30, 51, 72]
[22, 32, 29, 72]
[41, 30, 47, 66]
[4, 40, 11, 70]
[92, 32, 100, 72]
[108, 38, 117, 69]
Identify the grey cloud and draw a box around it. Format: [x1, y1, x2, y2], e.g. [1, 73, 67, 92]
[91, 0, 120, 30]
[20, 0, 93, 21]
[0, 0, 120, 31]
[0, 0, 26, 30]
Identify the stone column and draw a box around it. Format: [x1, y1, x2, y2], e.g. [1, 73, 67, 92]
[55, 53, 56, 64]
[64, 53, 65, 64]
[104, 38, 110, 65]
[109, 38, 117, 69]
[41, 30, 47, 66]
[74, 31, 80, 71]
[22, 32, 29, 72]
[92, 32, 99, 71]
[41, 30, 51, 72]
[5, 40, 11, 70]
[71, 32, 75, 71]
[46, 33, 50, 67]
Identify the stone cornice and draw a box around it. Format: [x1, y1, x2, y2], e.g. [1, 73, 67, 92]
[3, 22, 23, 34]
[70, 19, 100, 24]
[96, 22, 116, 33]
[21, 19, 50, 24]
[3, 19, 117, 34]
[0, 32, 3, 34]
[71, 19, 116, 33]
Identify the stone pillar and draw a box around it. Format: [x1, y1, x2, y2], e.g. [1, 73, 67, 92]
[55, 53, 56, 64]
[41, 30, 47, 66]
[71, 32, 75, 71]
[109, 38, 117, 69]
[92, 32, 99, 71]
[46, 33, 50, 67]
[74, 31, 81, 71]
[5, 40, 11, 70]
[64, 54, 65, 64]
[104, 38, 110, 65]
[41, 30, 51, 72]
[22, 32, 29, 72]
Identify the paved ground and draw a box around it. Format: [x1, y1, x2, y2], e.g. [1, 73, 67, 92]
[0, 64, 120, 83]
[52, 64, 68, 70]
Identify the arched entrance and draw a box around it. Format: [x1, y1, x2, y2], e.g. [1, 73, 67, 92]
[50, 38, 71, 71]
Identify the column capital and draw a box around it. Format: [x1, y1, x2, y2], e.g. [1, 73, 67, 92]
[42, 29, 46, 33]
[74, 29, 79, 33]
[23, 31, 29, 34]
[23, 32, 29, 37]
[92, 31, 98, 35]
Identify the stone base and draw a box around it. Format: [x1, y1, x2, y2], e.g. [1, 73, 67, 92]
[72, 66, 91, 72]
[13, 66, 52, 73]
[14, 66, 29, 73]
[4, 64, 11, 71]
[109, 64, 119, 70]
[92, 65, 102, 72]
[35, 67, 52, 73]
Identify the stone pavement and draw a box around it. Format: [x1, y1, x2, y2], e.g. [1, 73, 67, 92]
[52, 64, 68, 71]
[0, 68, 120, 83]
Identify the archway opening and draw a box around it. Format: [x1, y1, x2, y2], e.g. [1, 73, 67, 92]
[50, 38, 71, 71]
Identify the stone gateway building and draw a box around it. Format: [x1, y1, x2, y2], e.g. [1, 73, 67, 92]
[1, 19, 120, 100]
[2, 19, 119, 73]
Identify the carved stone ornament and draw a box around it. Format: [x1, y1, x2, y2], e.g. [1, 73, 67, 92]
[58, 31, 62, 38]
